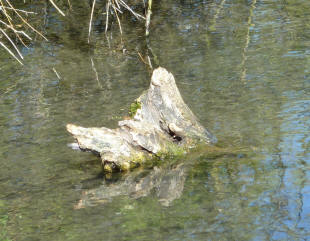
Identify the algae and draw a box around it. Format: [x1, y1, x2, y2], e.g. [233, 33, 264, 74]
[129, 100, 141, 118]
[0, 215, 11, 241]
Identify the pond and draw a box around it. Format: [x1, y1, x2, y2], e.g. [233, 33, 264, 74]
[0, 0, 309, 240]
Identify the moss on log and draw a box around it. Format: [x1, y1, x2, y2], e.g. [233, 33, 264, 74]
[67, 67, 216, 172]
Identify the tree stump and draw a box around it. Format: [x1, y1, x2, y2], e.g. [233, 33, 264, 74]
[67, 67, 215, 172]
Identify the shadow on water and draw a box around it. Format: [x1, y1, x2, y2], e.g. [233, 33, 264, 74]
[73, 145, 249, 209]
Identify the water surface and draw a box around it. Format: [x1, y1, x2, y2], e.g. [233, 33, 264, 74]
[0, 0, 309, 240]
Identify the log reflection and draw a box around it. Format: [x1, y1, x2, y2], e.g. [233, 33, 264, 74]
[75, 163, 187, 209]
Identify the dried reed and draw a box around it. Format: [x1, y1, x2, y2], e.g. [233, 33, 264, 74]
[0, 0, 47, 65]
[0, 0, 150, 65]
[88, 0, 145, 42]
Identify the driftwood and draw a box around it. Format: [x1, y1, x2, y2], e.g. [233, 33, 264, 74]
[67, 67, 215, 172]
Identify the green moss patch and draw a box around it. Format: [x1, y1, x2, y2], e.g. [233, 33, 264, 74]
[0, 215, 11, 241]
[129, 101, 141, 118]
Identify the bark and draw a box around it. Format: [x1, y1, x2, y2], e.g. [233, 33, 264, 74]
[67, 67, 215, 172]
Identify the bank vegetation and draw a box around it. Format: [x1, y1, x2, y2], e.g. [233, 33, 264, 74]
[0, 0, 152, 65]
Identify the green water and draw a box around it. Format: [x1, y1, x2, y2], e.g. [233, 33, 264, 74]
[0, 0, 309, 240]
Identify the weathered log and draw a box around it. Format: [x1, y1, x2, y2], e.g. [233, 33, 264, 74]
[67, 67, 215, 172]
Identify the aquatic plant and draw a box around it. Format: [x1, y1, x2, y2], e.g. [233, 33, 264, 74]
[0, 215, 11, 241]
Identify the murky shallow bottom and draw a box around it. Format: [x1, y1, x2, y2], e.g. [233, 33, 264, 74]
[0, 0, 309, 240]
